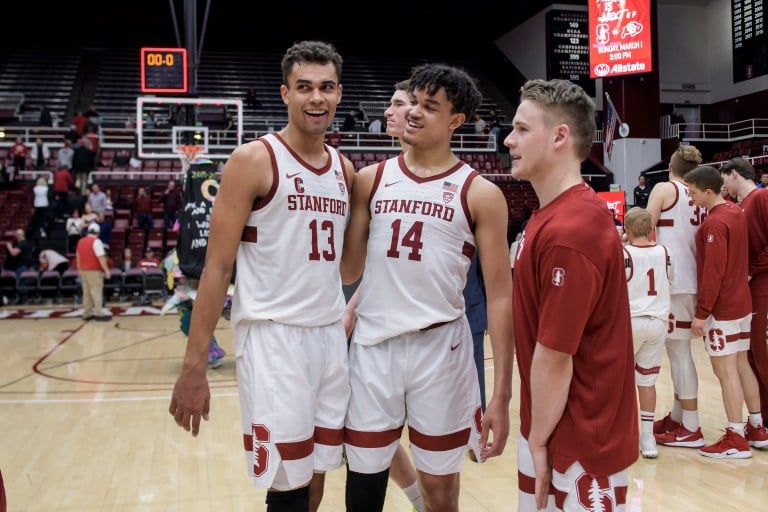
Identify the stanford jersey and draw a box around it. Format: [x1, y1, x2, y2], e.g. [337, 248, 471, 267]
[741, 188, 768, 296]
[230, 133, 350, 329]
[513, 182, 638, 477]
[655, 180, 705, 294]
[694, 201, 752, 320]
[624, 243, 671, 320]
[354, 154, 478, 345]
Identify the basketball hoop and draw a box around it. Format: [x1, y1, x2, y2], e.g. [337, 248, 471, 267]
[176, 144, 205, 172]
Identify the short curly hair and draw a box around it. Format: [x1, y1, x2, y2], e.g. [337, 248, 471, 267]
[407, 64, 482, 120]
[281, 40, 343, 85]
[669, 145, 702, 178]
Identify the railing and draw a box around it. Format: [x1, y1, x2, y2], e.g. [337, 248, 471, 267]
[660, 117, 768, 142]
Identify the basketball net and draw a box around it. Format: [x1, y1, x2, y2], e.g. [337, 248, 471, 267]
[176, 144, 205, 173]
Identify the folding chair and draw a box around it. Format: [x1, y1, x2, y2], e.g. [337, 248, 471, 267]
[103, 268, 123, 302]
[60, 269, 81, 304]
[1, 270, 18, 304]
[17, 270, 40, 304]
[122, 268, 145, 301]
[37, 270, 62, 303]
[141, 268, 167, 305]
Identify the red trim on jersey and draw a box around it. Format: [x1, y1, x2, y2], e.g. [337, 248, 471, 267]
[461, 170, 480, 228]
[397, 153, 465, 184]
[314, 426, 344, 446]
[462, 241, 475, 260]
[241, 225, 258, 243]
[634, 363, 660, 375]
[656, 219, 674, 227]
[367, 161, 387, 208]
[344, 425, 403, 448]
[272, 132, 334, 176]
[252, 137, 279, 211]
[408, 425, 470, 451]
[659, 181, 680, 213]
[334, 147, 353, 191]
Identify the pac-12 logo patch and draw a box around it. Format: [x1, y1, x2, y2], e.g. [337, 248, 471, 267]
[551, 267, 565, 287]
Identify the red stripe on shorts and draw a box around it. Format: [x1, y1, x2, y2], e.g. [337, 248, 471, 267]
[634, 364, 661, 375]
[657, 219, 674, 227]
[315, 426, 344, 446]
[408, 426, 470, 451]
[241, 433, 314, 461]
[518, 471, 554, 495]
[676, 320, 692, 329]
[344, 426, 403, 448]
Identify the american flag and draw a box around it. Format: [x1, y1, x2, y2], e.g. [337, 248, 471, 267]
[443, 181, 458, 192]
[604, 93, 620, 161]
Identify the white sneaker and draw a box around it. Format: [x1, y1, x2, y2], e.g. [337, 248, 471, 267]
[640, 432, 658, 458]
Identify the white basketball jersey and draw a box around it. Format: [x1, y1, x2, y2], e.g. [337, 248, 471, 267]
[623, 243, 671, 321]
[655, 180, 703, 294]
[354, 155, 478, 345]
[230, 133, 349, 328]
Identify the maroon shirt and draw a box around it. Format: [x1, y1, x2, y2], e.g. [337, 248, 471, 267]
[741, 188, 768, 297]
[513, 182, 638, 476]
[695, 201, 752, 319]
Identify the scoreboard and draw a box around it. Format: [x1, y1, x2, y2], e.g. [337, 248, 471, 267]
[140, 47, 188, 94]
[732, 0, 767, 82]
[546, 9, 596, 96]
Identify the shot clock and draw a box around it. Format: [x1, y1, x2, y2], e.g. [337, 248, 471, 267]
[140, 47, 188, 93]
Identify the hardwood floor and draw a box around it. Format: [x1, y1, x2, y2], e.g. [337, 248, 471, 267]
[1, 313, 767, 511]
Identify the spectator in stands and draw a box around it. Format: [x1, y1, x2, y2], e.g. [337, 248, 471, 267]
[38, 104, 53, 127]
[474, 112, 487, 135]
[161, 179, 183, 229]
[137, 248, 161, 269]
[85, 105, 100, 130]
[245, 87, 261, 109]
[66, 209, 83, 253]
[326, 127, 342, 148]
[64, 125, 79, 145]
[72, 135, 95, 194]
[758, 173, 768, 189]
[135, 186, 153, 231]
[57, 139, 74, 170]
[76, 222, 112, 321]
[71, 111, 89, 137]
[4, 229, 34, 303]
[367, 116, 383, 133]
[81, 202, 98, 229]
[96, 211, 112, 250]
[342, 109, 360, 131]
[53, 166, 74, 220]
[114, 148, 131, 169]
[10, 136, 28, 172]
[104, 188, 114, 212]
[30, 138, 50, 170]
[33, 177, 50, 237]
[39, 248, 69, 274]
[144, 111, 157, 130]
[87, 183, 107, 214]
[487, 107, 501, 141]
[634, 174, 650, 208]
[119, 247, 136, 272]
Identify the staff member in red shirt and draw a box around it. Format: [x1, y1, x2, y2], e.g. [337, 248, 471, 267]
[76, 223, 112, 321]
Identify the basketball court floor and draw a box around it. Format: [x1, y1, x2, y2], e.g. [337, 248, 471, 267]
[1, 304, 767, 511]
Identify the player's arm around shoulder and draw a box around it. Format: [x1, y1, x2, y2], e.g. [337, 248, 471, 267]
[341, 163, 377, 285]
[468, 176, 514, 458]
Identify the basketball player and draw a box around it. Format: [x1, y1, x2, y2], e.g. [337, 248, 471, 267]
[341, 64, 514, 512]
[168, 41, 355, 511]
[622, 207, 672, 459]
[505, 79, 637, 511]
[684, 165, 766, 458]
[720, 158, 768, 435]
[646, 145, 706, 448]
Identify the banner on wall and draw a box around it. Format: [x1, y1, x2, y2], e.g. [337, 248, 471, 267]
[589, 0, 653, 78]
[598, 190, 626, 224]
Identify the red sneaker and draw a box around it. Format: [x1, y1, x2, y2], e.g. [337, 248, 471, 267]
[699, 428, 751, 459]
[653, 412, 680, 435]
[654, 423, 705, 447]
[745, 422, 768, 449]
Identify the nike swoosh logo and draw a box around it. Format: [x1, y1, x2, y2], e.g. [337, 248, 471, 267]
[450, 342, 461, 351]
[384, 181, 402, 187]
[286, 172, 302, 179]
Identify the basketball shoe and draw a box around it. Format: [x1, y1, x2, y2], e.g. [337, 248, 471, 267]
[698, 428, 751, 459]
[744, 422, 768, 449]
[640, 432, 658, 458]
[653, 412, 680, 435]
[654, 423, 705, 447]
